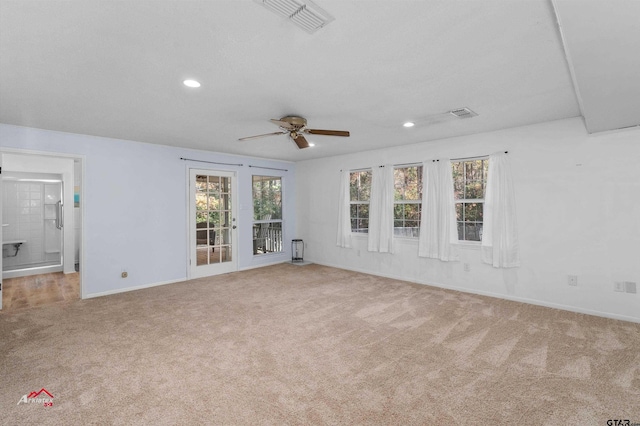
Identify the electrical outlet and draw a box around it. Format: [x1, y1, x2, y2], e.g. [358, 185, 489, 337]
[357, 249, 361, 257]
[464, 263, 471, 272]
[121, 271, 128, 278]
[567, 275, 577, 286]
[625, 281, 637, 294]
[614, 282, 625, 292]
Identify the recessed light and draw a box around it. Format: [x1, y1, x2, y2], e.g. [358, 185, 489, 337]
[308, 142, 316, 147]
[403, 122, 415, 128]
[183, 79, 201, 88]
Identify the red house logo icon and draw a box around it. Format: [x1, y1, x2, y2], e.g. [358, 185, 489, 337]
[17, 388, 54, 406]
[27, 388, 54, 398]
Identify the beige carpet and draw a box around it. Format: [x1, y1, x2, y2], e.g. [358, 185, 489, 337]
[1, 264, 639, 425]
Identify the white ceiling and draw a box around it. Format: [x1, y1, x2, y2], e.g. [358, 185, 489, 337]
[552, 0, 640, 134]
[0, 0, 635, 162]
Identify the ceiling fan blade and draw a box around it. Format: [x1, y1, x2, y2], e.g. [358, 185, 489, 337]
[238, 131, 287, 141]
[292, 133, 309, 149]
[270, 119, 296, 130]
[304, 129, 350, 137]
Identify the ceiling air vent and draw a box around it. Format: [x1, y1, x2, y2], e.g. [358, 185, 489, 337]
[449, 108, 478, 119]
[256, 0, 335, 33]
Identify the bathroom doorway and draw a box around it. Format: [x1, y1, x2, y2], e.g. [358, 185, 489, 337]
[2, 172, 64, 276]
[1, 151, 82, 311]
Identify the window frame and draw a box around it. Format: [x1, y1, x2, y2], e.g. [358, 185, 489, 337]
[252, 175, 284, 256]
[451, 157, 489, 243]
[349, 169, 372, 234]
[393, 164, 423, 239]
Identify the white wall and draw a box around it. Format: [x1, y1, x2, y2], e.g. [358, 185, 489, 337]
[0, 124, 296, 297]
[295, 117, 640, 323]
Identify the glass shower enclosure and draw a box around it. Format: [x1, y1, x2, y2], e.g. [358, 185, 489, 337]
[2, 172, 64, 277]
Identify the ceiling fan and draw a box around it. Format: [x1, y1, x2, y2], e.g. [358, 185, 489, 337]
[239, 116, 350, 149]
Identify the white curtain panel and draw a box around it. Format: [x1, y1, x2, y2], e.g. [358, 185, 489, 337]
[379, 165, 395, 253]
[418, 160, 459, 261]
[368, 166, 394, 253]
[336, 170, 352, 248]
[481, 152, 521, 268]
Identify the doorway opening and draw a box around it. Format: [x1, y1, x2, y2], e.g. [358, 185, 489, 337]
[1, 152, 83, 312]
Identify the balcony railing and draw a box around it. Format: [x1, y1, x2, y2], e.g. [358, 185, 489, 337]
[253, 223, 283, 254]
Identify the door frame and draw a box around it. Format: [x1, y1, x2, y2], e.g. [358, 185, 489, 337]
[0, 152, 3, 309]
[188, 168, 239, 279]
[0, 148, 85, 301]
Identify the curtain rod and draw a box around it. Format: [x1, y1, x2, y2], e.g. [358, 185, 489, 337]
[341, 151, 509, 171]
[180, 157, 243, 167]
[451, 151, 508, 161]
[340, 166, 371, 172]
[248, 165, 289, 172]
[393, 162, 421, 167]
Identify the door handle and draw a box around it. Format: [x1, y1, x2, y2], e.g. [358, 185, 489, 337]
[56, 201, 64, 229]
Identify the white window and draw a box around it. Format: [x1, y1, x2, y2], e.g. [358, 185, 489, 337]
[252, 176, 283, 255]
[393, 165, 422, 237]
[452, 158, 489, 241]
[349, 170, 371, 233]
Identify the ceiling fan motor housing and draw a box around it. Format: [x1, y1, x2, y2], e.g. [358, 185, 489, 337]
[280, 116, 307, 129]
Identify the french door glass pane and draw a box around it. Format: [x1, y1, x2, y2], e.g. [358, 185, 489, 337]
[195, 174, 232, 265]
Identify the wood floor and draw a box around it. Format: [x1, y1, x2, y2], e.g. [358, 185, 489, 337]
[1, 272, 79, 312]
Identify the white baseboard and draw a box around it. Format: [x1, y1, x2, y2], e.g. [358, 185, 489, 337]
[84, 278, 186, 299]
[309, 259, 640, 324]
[239, 259, 289, 271]
[85, 261, 288, 299]
[82, 259, 639, 324]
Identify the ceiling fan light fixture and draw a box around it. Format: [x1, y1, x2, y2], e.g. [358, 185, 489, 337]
[256, 0, 335, 33]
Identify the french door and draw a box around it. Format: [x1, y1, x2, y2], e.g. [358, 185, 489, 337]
[189, 169, 238, 278]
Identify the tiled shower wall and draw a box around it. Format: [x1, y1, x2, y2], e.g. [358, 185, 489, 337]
[2, 181, 61, 269]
